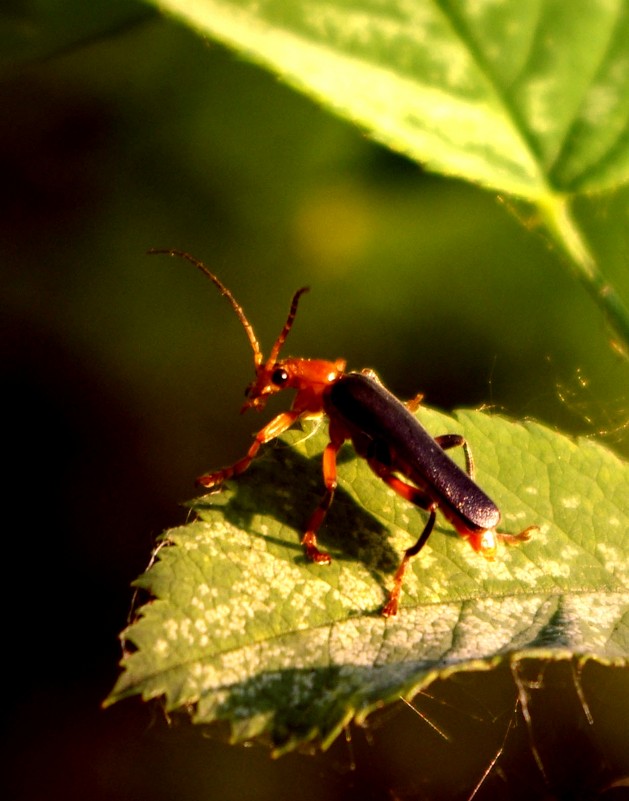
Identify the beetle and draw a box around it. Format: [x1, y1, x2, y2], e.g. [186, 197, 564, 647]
[151, 249, 536, 616]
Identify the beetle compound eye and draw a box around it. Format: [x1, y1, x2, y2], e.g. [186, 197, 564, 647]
[271, 368, 289, 386]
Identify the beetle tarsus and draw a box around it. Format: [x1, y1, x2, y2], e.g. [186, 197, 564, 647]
[499, 525, 538, 545]
[405, 392, 424, 413]
[301, 531, 332, 564]
[196, 471, 229, 488]
[381, 587, 401, 617]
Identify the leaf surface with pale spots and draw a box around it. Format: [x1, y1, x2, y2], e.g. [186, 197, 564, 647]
[107, 407, 629, 753]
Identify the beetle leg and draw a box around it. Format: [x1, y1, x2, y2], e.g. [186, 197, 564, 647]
[366, 445, 433, 509]
[382, 510, 436, 617]
[467, 524, 537, 559]
[366, 452, 439, 616]
[405, 392, 424, 413]
[498, 526, 537, 546]
[197, 410, 302, 488]
[301, 428, 345, 564]
[434, 434, 475, 480]
[433, 437, 537, 553]
[359, 368, 382, 384]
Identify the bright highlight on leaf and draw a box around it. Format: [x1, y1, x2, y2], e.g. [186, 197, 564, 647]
[106, 409, 629, 754]
[148, 0, 629, 198]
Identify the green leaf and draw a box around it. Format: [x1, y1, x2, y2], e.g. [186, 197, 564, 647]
[146, 0, 629, 197]
[106, 408, 629, 754]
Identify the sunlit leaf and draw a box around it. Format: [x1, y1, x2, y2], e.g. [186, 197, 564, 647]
[107, 408, 629, 753]
[145, 0, 629, 197]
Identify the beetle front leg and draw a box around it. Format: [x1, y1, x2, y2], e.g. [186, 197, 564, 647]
[197, 410, 301, 488]
[301, 431, 345, 564]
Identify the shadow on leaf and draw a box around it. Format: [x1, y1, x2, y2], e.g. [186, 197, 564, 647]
[190, 438, 402, 578]
[193, 661, 435, 755]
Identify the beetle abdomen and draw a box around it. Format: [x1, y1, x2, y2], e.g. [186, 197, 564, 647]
[328, 373, 500, 531]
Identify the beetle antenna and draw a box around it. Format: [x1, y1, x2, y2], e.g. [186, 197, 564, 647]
[149, 249, 263, 367]
[268, 286, 309, 364]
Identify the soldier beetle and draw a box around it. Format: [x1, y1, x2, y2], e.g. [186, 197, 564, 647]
[151, 249, 536, 616]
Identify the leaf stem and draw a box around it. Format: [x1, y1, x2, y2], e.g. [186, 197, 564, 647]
[538, 196, 629, 359]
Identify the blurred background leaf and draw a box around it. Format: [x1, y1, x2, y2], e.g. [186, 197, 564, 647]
[2, 3, 628, 801]
[0, 0, 152, 68]
[148, 0, 629, 196]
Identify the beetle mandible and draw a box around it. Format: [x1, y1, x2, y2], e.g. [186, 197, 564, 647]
[152, 249, 537, 616]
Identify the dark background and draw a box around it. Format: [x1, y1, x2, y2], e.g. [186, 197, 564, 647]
[2, 11, 629, 801]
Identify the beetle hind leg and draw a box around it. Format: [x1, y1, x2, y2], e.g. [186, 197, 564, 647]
[434, 433, 475, 479]
[382, 510, 436, 618]
[365, 447, 438, 616]
[498, 525, 538, 546]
